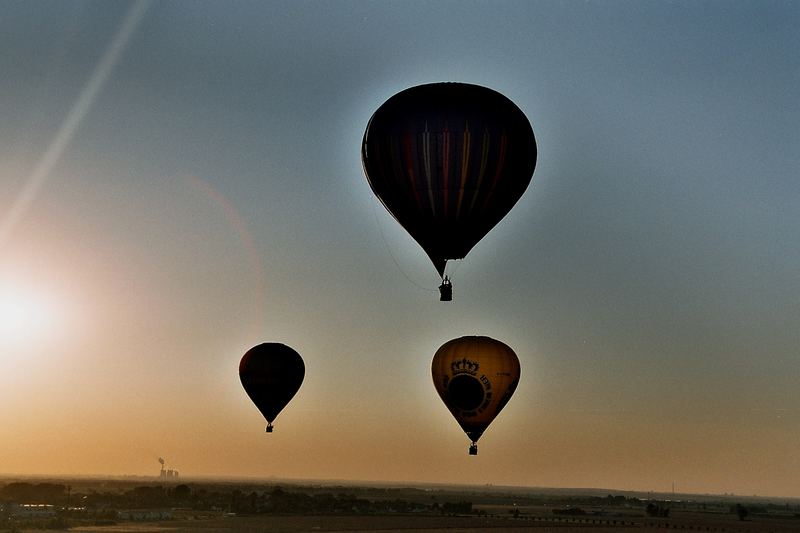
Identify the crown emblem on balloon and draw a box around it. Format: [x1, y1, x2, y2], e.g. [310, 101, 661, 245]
[451, 358, 480, 375]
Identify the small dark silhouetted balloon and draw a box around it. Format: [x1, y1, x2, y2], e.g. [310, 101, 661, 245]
[431, 336, 520, 455]
[362, 83, 537, 293]
[239, 343, 305, 433]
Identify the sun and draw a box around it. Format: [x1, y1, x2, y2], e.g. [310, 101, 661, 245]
[0, 280, 62, 349]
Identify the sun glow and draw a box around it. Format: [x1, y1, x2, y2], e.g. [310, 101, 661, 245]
[0, 280, 64, 350]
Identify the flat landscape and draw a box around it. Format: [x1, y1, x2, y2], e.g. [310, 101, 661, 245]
[65, 513, 800, 533]
[2, 477, 798, 532]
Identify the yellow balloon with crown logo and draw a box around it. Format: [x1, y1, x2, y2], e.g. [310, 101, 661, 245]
[431, 336, 520, 455]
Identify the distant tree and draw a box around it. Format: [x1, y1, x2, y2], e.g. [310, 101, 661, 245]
[230, 489, 242, 512]
[0, 482, 66, 503]
[442, 501, 472, 515]
[248, 491, 258, 513]
[133, 485, 168, 505]
[173, 484, 191, 501]
[645, 503, 670, 517]
[734, 503, 748, 521]
[553, 507, 586, 516]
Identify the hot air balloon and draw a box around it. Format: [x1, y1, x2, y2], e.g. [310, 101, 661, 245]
[431, 336, 520, 455]
[362, 83, 537, 300]
[239, 343, 305, 433]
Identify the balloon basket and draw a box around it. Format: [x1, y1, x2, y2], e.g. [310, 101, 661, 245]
[266, 424, 274, 433]
[439, 279, 453, 301]
[468, 443, 478, 455]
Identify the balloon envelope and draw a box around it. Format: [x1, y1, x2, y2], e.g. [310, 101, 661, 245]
[431, 336, 520, 452]
[239, 343, 305, 431]
[362, 83, 537, 276]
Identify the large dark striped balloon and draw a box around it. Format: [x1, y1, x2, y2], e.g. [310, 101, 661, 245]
[362, 83, 537, 277]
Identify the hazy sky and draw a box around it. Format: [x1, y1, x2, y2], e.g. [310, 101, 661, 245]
[1, 0, 799, 498]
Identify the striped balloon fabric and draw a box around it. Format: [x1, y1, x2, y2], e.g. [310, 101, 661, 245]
[362, 83, 537, 277]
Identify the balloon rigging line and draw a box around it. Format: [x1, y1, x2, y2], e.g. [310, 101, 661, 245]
[371, 201, 437, 293]
[0, 0, 151, 248]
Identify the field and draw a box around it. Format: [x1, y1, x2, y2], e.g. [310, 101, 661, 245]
[65, 511, 800, 533]
[2, 477, 799, 532]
